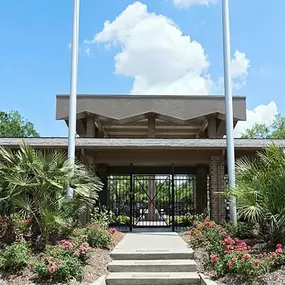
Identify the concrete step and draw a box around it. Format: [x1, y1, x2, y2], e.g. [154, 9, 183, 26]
[105, 272, 200, 285]
[110, 248, 194, 260]
[108, 259, 197, 272]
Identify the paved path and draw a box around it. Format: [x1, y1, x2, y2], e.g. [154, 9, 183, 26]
[103, 232, 200, 285]
[111, 232, 194, 260]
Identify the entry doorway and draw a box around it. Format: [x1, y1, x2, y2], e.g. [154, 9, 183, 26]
[107, 172, 196, 231]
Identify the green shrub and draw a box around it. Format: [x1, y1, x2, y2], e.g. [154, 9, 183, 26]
[33, 238, 90, 283]
[85, 224, 113, 248]
[91, 206, 115, 227]
[231, 144, 285, 243]
[34, 255, 83, 283]
[0, 242, 29, 271]
[222, 221, 254, 239]
[115, 215, 130, 226]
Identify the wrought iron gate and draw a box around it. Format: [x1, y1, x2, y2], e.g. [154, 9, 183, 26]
[132, 175, 171, 228]
[108, 174, 196, 231]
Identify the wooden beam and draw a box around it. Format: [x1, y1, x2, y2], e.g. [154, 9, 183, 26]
[148, 116, 156, 138]
[94, 120, 108, 138]
[196, 120, 208, 138]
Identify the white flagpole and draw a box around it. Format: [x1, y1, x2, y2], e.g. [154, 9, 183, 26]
[67, 0, 80, 198]
[222, 0, 237, 225]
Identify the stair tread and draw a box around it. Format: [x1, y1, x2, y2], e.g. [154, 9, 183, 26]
[109, 259, 197, 265]
[107, 272, 200, 278]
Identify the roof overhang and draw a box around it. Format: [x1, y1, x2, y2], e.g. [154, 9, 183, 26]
[56, 94, 246, 123]
[0, 138, 283, 151]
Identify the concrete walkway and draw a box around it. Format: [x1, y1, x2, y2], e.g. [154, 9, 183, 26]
[111, 232, 194, 260]
[104, 232, 200, 285]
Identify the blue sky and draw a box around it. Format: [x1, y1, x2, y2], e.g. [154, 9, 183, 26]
[1, 0, 284, 137]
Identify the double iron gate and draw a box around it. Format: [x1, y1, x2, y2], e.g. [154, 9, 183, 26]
[108, 174, 196, 231]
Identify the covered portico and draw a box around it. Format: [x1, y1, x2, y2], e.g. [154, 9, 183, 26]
[56, 94, 247, 227]
[1, 94, 252, 229]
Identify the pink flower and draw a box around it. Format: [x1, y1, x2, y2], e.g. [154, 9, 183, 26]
[254, 259, 261, 265]
[210, 254, 219, 262]
[227, 261, 233, 269]
[109, 228, 116, 234]
[232, 257, 237, 262]
[243, 253, 251, 259]
[276, 248, 283, 254]
[276, 244, 282, 249]
[49, 266, 56, 274]
[272, 252, 277, 258]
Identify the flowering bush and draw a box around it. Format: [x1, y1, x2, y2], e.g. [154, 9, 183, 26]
[189, 219, 285, 279]
[33, 238, 90, 282]
[85, 223, 113, 248]
[0, 242, 29, 271]
[189, 218, 227, 255]
[33, 254, 83, 283]
[48, 239, 92, 262]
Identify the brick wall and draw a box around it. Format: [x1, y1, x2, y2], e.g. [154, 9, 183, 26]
[209, 156, 226, 223]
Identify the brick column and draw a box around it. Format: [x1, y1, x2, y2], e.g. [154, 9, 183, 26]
[195, 166, 208, 214]
[209, 156, 226, 223]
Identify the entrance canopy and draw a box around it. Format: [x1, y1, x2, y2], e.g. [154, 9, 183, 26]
[56, 95, 246, 139]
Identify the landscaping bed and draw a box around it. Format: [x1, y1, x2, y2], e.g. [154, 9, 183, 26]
[182, 220, 285, 285]
[0, 228, 124, 285]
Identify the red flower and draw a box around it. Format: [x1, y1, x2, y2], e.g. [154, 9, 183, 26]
[49, 266, 56, 274]
[254, 259, 261, 265]
[210, 254, 219, 262]
[243, 253, 251, 259]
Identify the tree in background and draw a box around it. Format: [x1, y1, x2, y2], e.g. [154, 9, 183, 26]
[0, 111, 39, 137]
[241, 114, 285, 139]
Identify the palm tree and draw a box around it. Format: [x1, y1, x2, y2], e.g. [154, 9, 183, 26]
[229, 143, 285, 242]
[0, 143, 102, 247]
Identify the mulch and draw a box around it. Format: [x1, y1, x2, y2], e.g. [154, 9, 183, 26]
[0, 231, 125, 285]
[181, 231, 285, 285]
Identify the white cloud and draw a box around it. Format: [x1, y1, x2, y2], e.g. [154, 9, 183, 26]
[234, 101, 278, 138]
[213, 50, 250, 92]
[86, 1, 212, 95]
[232, 50, 250, 79]
[85, 2, 276, 138]
[173, 0, 218, 8]
[85, 48, 91, 57]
